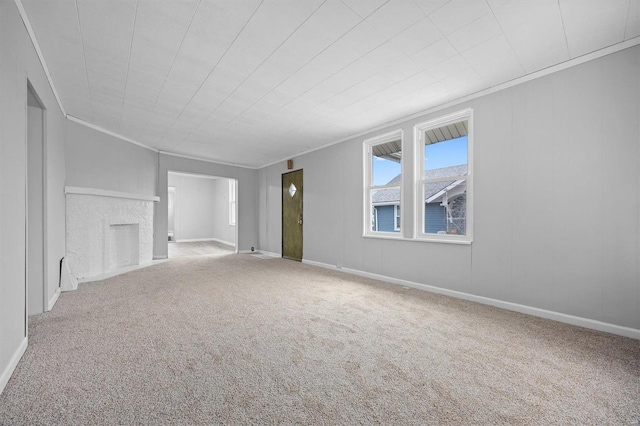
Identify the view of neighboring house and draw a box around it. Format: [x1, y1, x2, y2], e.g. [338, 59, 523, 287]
[373, 164, 467, 234]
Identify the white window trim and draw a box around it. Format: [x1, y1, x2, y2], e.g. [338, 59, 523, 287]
[394, 204, 400, 231]
[414, 108, 473, 243]
[363, 129, 404, 237]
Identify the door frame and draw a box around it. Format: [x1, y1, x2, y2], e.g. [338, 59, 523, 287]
[281, 169, 303, 261]
[25, 80, 48, 322]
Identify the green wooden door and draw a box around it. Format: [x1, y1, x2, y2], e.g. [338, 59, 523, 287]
[282, 169, 303, 261]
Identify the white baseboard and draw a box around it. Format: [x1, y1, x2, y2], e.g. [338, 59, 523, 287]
[153, 255, 168, 260]
[302, 259, 640, 340]
[0, 337, 27, 395]
[47, 288, 61, 311]
[258, 250, 281, 258]
[175, 238, 235, 247]
[78, 260, 167, 284]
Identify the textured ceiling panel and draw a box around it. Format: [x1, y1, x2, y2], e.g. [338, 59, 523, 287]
[20, 0, 638, 168]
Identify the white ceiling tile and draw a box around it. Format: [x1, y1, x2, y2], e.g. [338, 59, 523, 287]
[260, 88, 298, 109]
[359, 43, 411, 72]
[377, 57, 424, 83]
[412, 0, 450, 16]
[366, 0, 425, 38]
[126, 2, 197, 81]
[293, 0, 363, 56]
[427, 55, 471, 80]
[559, 0, 629, 58]
[229, 1, 306, 58]
[460, 35, 514, 66]
[170, 1, 261, 85]
[390, 17, 443, 56]
[297, 61, 379, 104]
[411, 38, 459, 69]
[341, 0, 388, 18]
[447, 12, 503, 52]
[486, 0, 510, 9]
[494, 0, 569, 73]
[124, 69, 166, 95]
[121, 84, 158, 110]
[241, 1, 362, 96]
[322, 74, 394, 110]
[268, 0, 325, 21]
[440, 68, 488, 95]
[248, 47, 310, 89]
[473, 54, 524, 86]
[277, 22, 386, 98]
[77, 0, 136, 80]
[627, 0, 639, 39]
[428, 0, 492, 35]
[390, 70, 437, 92]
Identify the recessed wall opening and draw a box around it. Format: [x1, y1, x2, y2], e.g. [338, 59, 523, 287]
[167, 171, 237, 258]
[26, 82, 46, 317]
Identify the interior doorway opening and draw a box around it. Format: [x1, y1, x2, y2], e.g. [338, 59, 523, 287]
[26, 83, 47, 317]
[167, 171, 237, 258]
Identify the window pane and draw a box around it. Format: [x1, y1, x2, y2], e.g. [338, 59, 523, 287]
[425, 131, 467, 175]
[371, 189, 400, 233]
[372, 140, 401, 186]
[423, 178, 467, 235]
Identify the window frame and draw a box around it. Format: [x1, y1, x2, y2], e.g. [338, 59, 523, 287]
[414, 109, 473, 244]
[394, 204, 400, 231]
[363, 129, 404, 238]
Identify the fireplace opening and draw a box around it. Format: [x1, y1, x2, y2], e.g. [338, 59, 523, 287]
[108, 223, 139, 270]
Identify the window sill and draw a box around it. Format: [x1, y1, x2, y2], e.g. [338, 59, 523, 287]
[362, 234, 472, 245]
[362, 233, 405, 241]
[414, 237, 472, 245]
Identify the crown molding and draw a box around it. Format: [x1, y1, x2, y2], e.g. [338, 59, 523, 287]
[159, 151, 258, 170]
[67, 115, 159, 153]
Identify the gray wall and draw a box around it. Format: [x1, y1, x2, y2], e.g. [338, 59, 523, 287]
[212, 177, 236, 245]
[1, 1, 66, 391]
[156, 154, 257, 258]
[258, 46, 640, 332]
[167, 173, 235, 244]
[65, 120, 158, 196]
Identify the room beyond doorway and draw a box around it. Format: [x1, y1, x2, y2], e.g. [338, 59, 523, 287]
[168, 241, 234, 258]
[167, 171, 238, 258]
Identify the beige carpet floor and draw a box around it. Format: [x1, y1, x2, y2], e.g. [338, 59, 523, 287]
[1, 253, 639, 425]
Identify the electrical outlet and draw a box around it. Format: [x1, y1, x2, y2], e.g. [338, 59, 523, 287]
[251, 247, 254, 252]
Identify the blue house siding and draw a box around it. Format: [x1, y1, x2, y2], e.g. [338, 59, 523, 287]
[375, 202, 465, 234]
[374, 205, 397, 232]
[425, 203, 447, 234]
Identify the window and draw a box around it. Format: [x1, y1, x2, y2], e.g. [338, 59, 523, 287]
[229, 179, 236, 226]
[364, 130, 403, 236]
[415, 109, 472, 242]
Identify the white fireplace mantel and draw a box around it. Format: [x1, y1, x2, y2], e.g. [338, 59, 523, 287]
[65, 186, 160, 203]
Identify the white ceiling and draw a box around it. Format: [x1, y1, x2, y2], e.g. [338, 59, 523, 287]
[21, 0, 639, 168]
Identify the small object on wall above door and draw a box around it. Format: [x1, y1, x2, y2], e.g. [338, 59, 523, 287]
[287, 159, 293, 170]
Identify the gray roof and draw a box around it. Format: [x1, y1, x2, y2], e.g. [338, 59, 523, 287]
[372, 165, 467, 204]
